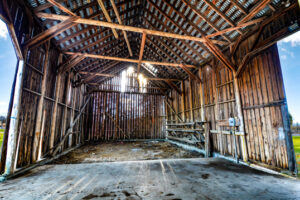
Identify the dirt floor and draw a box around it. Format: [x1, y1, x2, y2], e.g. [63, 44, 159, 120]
[51, 141, 203, 164]
[0, 141, 300, 200]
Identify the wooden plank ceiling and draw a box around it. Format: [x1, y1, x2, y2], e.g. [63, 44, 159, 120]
[25, 0, 283, 88]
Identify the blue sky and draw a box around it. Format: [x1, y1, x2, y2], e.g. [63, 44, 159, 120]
[0, 19, 17, 116]
[0, 19, 299, 123]
[278, 31, 300, 124]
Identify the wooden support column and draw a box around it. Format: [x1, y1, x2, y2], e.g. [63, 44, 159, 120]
[180, 81, 186, 122]
[69, 79, 77, 148]
[199, 68, 212, 156]
[212, 64, 223, 155]
[49, 54, 63, 153]
[4, 58, 25, 175]
[233, 71, 248, 162]
[114, 93, 120, 140]
[60, 73, 71, 153]
[199, 68, 205, 122]
[188, 77, 194, 122]
[32, 42, 50, 162]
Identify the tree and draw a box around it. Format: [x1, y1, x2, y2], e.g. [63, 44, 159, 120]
[289, 112, 293, 128]
[0, 116, 6, 123]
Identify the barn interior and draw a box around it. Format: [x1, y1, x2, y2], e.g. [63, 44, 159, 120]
[0, 0, 300, 199]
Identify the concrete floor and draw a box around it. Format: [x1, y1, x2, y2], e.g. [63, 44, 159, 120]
[0, 142, 300, 200]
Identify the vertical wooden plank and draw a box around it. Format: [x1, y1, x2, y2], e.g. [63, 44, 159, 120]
[233, 70, 248, 162]
[49, 54, 63, 154]
[32, 42, 50, 162]
[189, 77, 194, 122]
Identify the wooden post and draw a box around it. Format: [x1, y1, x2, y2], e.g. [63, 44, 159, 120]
[180, 81, 186, 122]
[189, 77, 194, 122]
[233, 71, 248, 162]
[60, 73, 71, 152]
[212, 65, 223, 155]
[199, 68, 211, 157]
[199, 68, 205, 122]
[0, 60, 21, 173]
[69, 79, 77, 148]
[32, 42, 50, 162]
[205, 122, 211, 158]
[281, 104, 297, 174]
[4, 59, 25, 175]
[49, 54, 63, 153]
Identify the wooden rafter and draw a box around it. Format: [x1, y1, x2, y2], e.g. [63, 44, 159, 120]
[25, 16, 79, 48]
[201, 0, 242, 34]
[110, 0, 133, 56]
[47, 0, 76, 16]
[97, 0, 118, 39]
[137, 32, 147, 75]
[239, 0, 273, 24]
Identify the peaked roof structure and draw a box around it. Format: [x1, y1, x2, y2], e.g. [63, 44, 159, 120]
[25, 0, 288, 88]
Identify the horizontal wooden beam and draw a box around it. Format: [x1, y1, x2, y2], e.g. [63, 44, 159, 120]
[87, 89, 164, 95]
[25, 16, 79, 48]
[65, 52, 197, 68]
[36, 12, 228, 45]
[80, 71, 181, 81]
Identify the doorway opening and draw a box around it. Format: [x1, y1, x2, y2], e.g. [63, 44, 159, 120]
[0, 19, 17, 151]
[278, 30, 300, 175]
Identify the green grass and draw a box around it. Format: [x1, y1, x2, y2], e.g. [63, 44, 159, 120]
[0, 129, 4, 149]
[293, 136, 300, 175]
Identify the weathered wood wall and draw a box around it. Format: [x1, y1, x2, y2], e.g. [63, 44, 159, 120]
[166, 5, 300, 171]
[0, 0, 87, 173]
[86, 74, 165, 140]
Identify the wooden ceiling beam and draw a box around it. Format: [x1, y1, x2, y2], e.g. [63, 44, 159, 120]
[142, 45, 183, 79]
[201, 0, 242, 34]
[59, 55, 86, 73]
[57, 4, 139, 44]
[181, 0, 232, 43]
[110, 0, 133, 57]
[76, 39, 130, 71]
[203, 37, 236, 72]
[137, 32, 147, 75]
[207, 17, 265, 38]
[65, 52, 197, 68]
[146, 0, 211, 56]
[47, 0, 76, 16]
[25, 16, 79, 49]
[34, 0, 68, 13]
[239, 0, 273, 24]
[36, 12, 228, 45]
[80, 71, 181, 82]
[230, 0, 248, 15]
[97, 0, 118, 39]
[143, 12, 204, 62]
[146, 36, 200, 83]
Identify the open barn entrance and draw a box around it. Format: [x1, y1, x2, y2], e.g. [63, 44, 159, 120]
[278, 31, 300, 175]
[0, 0, 300, 199]
[0, 18, 18, 155]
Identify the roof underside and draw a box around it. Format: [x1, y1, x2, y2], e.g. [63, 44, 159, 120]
[26, 0, 285, 88]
